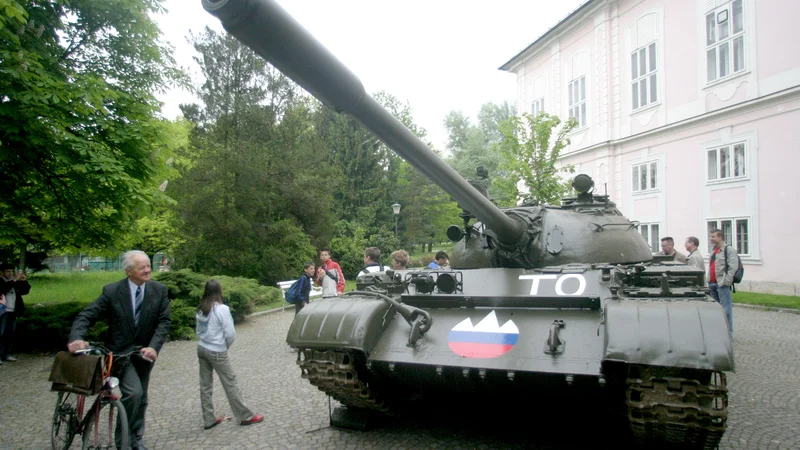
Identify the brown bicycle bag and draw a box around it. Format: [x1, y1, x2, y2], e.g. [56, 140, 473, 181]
[48, 351, 104, 396]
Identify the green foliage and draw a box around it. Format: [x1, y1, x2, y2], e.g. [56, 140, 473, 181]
[153, 269, 283, 338]
[497, 112, 577, 206]
[169, 28, 333, 286]
[328, 221, 400, 278]
[443, 102, 518, 207]
[0, 0, 187, 254]
[328, 220, 368, 279]
[15, 269, 283, 352]
[17, 301, 107, 353]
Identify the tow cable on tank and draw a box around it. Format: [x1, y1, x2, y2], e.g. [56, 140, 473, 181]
[345, 290, 432, 347]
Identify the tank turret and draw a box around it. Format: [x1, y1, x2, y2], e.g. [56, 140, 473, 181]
[202, 0, 653, 269]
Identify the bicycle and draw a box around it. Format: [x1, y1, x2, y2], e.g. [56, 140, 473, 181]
[50, 343, 152, 450]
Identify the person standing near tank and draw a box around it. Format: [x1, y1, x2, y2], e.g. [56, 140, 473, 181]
[195, 279, 264, 430]
[684, 236, 705, 275]
[315, 248, 344, 298]
[707, 229, 738, 337]
[357, 247, 387, 277]
[656, 237, 687, 263]
[427, 251, 449, 269]
[390, 250, 410, 270]
[295, 262, 315, 315]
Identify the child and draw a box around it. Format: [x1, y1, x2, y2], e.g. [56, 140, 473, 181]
[295, 262, 316, 315]
[195, 280, 264, 430]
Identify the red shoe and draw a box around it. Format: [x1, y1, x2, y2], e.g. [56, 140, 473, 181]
[204, 417, 224, 430]
[240, 414, 264, 426]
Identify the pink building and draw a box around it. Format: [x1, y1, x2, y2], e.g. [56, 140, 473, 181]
[500, 0, 800, 295]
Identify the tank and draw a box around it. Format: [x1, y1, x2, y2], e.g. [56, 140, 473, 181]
[203, 1, 734, 447]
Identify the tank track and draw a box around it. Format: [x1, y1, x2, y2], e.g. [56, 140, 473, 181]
[296, 349, 395, 415]
[626, 366, 728, 449]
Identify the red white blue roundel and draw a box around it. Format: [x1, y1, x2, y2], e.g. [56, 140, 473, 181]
[448, 311, 519, 358]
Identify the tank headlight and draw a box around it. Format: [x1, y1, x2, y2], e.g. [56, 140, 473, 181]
[572, 174, 594, 194]
[436, 273, 457, 294]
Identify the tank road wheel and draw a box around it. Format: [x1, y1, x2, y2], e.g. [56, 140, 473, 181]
[625, 365, 727, 449]
[297, 349, 395, 415]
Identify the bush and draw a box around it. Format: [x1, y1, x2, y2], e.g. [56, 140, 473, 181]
[15, 269, 284, 353]
[17, 301, 107, 353]
[153, 270, 284, 337]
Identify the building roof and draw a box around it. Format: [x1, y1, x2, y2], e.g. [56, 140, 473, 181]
[498, 0, 597, 72]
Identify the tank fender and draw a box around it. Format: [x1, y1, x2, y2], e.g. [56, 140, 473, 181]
[286, 295, 396, 355]
[603, 300, 734, 372]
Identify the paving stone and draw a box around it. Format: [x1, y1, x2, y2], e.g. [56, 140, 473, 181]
[0, 306, 798, 449]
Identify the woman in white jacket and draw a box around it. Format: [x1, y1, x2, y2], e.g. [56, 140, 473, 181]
[196, 279, 263, 430]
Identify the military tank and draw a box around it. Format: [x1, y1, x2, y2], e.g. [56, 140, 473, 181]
[203, 0, 734, 447]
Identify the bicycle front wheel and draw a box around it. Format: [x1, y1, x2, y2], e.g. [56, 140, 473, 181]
[52, 391, 80, 450]
[81, 397, 129, 450]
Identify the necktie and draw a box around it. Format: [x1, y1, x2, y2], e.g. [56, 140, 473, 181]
[134, 285, 144, 326]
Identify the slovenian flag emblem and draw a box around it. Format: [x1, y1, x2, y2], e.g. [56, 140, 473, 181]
[448, 311, 520, 358]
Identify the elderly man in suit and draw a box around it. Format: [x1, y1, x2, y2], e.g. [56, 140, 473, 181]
[68, 250, 171, 450]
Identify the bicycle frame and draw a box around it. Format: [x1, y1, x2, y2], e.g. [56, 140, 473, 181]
[53, 346, 136, 450]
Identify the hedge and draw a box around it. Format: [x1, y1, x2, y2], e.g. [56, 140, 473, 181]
[16, 269, 284, 353]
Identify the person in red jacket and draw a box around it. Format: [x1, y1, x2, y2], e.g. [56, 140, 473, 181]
[315, 248, 345, 298]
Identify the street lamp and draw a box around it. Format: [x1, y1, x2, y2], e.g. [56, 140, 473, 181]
[392, 203, 401, 239]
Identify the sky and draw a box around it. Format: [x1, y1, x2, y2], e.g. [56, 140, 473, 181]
[154, 0, 588, 152]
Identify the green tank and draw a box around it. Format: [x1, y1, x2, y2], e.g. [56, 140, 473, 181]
[203, 1, 734, 447]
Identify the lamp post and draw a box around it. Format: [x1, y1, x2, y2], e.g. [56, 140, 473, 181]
[392, 203, 401, 239]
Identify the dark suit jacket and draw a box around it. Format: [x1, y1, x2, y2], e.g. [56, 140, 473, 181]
[70, 278, 171, 354]
[0, 279, 29, 317]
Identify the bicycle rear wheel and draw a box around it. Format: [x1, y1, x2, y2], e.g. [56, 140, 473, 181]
[81, 397, 129, 450]
[52, 391, 80, 450]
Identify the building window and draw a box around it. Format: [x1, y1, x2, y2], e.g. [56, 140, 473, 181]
[568, 76, 586, 128]
[632, 42, 657, 110]
[706, 0, 745, 83]
[531, 97, 545, 117]
[707, 142, 746, 181]
[637, 222, 660, 252]
[632, 160, 658, 192]
[707, 217, 749, 255]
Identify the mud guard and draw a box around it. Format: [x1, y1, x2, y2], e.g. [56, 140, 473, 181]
[286, 295, 396, 355]
[603, 300, 734, 372]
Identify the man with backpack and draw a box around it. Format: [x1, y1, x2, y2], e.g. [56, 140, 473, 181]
[707, 229, 741, 337]
[287, 262, 316, 315]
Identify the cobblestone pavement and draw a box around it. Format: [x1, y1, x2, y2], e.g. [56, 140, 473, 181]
[0, 305, 797, 449]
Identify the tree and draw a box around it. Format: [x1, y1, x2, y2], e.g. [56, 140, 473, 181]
[0, 0, 186, 262]
[169, 28, 336, 285]
[497, 112, 577, 206]
[443, 102, 517, 207]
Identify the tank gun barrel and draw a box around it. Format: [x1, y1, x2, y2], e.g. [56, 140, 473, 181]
[202, 0, 526, 245]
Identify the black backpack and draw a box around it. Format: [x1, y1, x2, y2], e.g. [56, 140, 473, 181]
[724, 245, 744, 284]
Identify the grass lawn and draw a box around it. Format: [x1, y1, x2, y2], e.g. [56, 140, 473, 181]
[733, 291, 800, 309]
[24, 271, 127, 305]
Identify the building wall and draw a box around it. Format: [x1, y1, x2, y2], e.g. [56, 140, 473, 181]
[506, 0, 800, 293]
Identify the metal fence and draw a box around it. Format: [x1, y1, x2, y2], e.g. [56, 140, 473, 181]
[43, 253, 169, 273]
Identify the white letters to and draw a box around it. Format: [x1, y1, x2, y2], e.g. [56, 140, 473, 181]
[519, 274, 587, 296]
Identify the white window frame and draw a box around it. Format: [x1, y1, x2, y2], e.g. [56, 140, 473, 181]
[706, 140, 747, 183]
[637, 222, 661, 253]
[706, 217, 750, 256]
[705, 0, 746, 85]
[631, 42, 658, 111]
[531, 97, 545, 117]
[631, 160, 659, 194]
[568, 76, 587, 129]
